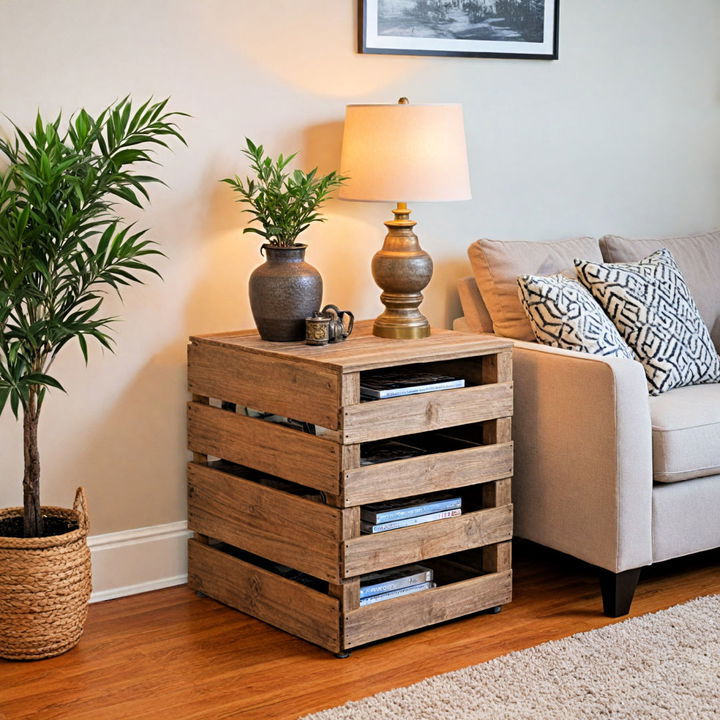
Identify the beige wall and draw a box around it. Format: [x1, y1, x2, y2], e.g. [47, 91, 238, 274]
[1, 0, 719, 534]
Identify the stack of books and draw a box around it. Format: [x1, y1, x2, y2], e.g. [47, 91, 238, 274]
[360, 370, 465, 400]
[360, 493, 462, 534]
[359, 564, 435, 606]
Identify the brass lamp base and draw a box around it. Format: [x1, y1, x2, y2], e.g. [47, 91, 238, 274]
[371, 203, 433, 339]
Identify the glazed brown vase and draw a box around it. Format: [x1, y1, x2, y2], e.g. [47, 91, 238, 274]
[249, 244, 322, 342]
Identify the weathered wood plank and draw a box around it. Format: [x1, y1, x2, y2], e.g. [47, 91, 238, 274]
[342, 505, 513, 578]
[329, 579, 361, 613]
[483, 541, 513, 573]
[482, 478, 512, 508]
[344, 570, 512, 648]
[188, 540, 340, 653]
[341, 372, 360, 406]
[341, 382, 513, 444]
[483, 417, 512, 445]
[482, 350, 513, 384]
[481, 352, 513, 446]
[187, 402, 341, 494]
[187, 463, 342, 582]
[190, 322, 513, 374]
[191, 394, 210, 464]
[343, 442, 513, 507]
[188, 340, 340, 429]
[340, 507, 361, 540]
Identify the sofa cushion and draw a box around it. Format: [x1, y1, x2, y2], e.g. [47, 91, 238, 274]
[575, 249, 720, 395]
[517, 273, 635, 358]
[600, 231, 720, 352]
[650, 383, 720, 483]
[468, 237, 602, 341]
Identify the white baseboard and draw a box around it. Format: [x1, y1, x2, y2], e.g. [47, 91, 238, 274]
[88, 521, 192, 603]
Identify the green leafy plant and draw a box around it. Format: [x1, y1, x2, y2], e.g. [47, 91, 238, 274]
[0, 97, 186, 537]
[222, 138, 347, 248]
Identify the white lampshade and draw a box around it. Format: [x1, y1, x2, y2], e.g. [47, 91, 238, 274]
[339, 103, 471, 203]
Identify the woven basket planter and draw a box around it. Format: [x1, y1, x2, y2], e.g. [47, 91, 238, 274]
[0, 488, 92, 661]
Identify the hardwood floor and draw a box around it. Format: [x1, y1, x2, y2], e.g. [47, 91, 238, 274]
[2, 542, 719, 720]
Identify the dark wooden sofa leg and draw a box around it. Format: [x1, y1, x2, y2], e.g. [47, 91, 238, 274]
[599, 568, 641, 617]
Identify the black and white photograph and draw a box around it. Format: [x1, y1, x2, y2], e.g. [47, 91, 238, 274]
[360, 0, 559, 59]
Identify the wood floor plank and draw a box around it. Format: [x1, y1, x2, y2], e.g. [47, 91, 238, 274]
[1, 542, 718, 720]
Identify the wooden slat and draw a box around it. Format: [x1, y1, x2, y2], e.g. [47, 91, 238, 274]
[341, 382, 513, 444]
[483, 417, 512, 444]
[187, 402, 341, 494]
[190, 322, 513, 374]
[329, 579, 361, 612]
[343, 442, 513, 507]
[188, 540, 341, 653]
[482, 478, 512, 508]
[342, 505, 513, 578]
[187, 463, 342, 583]
[341, 372, 360, 405]
[188, 340, 340, 429]
[344, 570, 512, 648]
[482, 350, 513, 384]
[483, 541, 513, 573]
[191, 394, 210, 464]
[481, 352, 513, 445]
[340, 507, 361, 540]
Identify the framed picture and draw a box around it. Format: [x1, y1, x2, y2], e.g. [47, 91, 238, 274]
[359, 0, 559, 60]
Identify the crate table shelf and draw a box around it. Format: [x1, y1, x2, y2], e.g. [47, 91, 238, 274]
[187, 321, 513, 654]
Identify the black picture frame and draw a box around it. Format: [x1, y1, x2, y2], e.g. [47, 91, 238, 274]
[359, 1, 559, 60]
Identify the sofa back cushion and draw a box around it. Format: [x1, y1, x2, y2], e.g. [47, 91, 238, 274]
[468, 237, 603, 341]
[600, 231, 720, 352]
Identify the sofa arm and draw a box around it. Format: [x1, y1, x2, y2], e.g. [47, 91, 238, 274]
[512, 340, 653, 572]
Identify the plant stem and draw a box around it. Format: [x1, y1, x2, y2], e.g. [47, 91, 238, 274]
[22, 392, 42, 537]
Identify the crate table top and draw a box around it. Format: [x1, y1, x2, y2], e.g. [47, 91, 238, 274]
[189, 320, 512, 373]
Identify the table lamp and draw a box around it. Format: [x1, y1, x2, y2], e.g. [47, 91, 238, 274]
[339, 98, 471, 339]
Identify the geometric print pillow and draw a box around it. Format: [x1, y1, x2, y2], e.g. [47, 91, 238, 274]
[575, 248, 720, 395]
[517, 273, 635, 359]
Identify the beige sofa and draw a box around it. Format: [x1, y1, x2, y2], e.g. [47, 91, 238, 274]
[455, 232, 720, 616]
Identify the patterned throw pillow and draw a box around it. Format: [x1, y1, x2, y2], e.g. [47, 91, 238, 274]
[517, 273, 635, 358]
[575, 249, 720, 395]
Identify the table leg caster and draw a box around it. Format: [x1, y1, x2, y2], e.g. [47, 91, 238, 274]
[484, 605, 503, 614]
[335, 650, 352, 659]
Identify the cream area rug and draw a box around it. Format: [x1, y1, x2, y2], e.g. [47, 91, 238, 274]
[301, 595, 720, 720]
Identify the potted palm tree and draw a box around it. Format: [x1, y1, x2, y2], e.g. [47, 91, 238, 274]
[0, 98, 186, 660]
[222, 139, 346, 341]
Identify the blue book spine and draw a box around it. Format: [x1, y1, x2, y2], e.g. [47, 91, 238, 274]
[359, 582, 435, 606]
[360, 570, 433, 599]
[369, 497, 462, 524]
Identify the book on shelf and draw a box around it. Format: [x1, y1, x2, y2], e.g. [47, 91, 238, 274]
[360, 439, 428, 466]
[361, 493, 462, 525]
[359, 564, 434, 600]
[359, 581, 436, 606]
[361, 508, 462, 534]
[360, 369, 465, 400]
